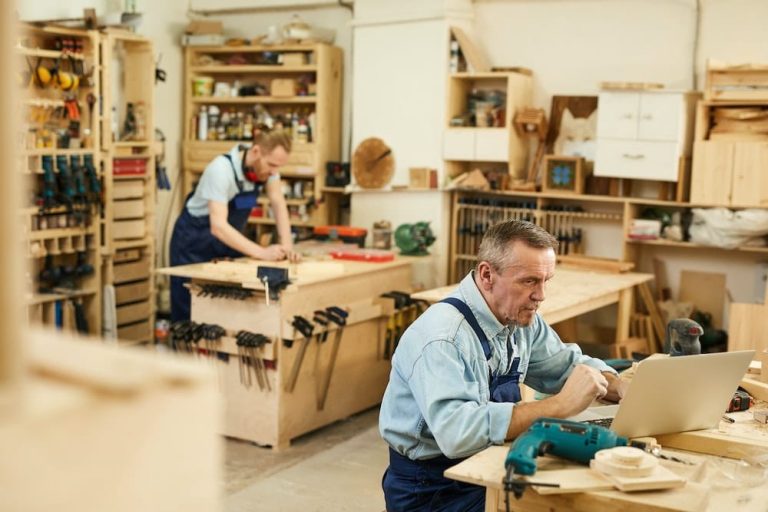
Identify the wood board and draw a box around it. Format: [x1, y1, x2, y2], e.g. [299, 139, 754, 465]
[679, 270, 726, 328]
[450, 26, 490, 73]
[728, 303, 768, 352]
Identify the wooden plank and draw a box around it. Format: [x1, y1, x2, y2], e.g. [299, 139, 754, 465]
[637, 282, 665, 350]
[689, 141, 734, 205]
[114, 258, 151, 284]
[113, 219, 146, 240]
[679, 271, 726, 329]
[727, 303, 768, 352]
[450, 26, 491, 73]
[117, 319, 153, 342]
[115, 281, 151, 305]
[113, 180, 144, 199]
[557, 255, 635, 273]
[731, 141, 768, 207]
[113, 199, 145, 219]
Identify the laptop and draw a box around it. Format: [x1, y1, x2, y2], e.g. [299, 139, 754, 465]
[568, 350, 755, 438]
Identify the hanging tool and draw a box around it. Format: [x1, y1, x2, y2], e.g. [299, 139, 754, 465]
[503, 418, 691, 505]
[39, 155, 59, 211]
[317, 306, 349, 410]
[82, 154, 102, 209]
[284, 315, 315, 393]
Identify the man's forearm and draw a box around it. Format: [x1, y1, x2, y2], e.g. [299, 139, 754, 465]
[504, 397, 565, 440]
[273, 201, 292, 246]
[211, 222, 264, 258]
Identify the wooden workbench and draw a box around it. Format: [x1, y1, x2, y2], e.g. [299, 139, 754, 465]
[412, 266, 654, 355]
[157, 257, 413, 449]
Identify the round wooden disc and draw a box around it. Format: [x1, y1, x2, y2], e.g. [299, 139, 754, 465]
[352, 137, 395, 189]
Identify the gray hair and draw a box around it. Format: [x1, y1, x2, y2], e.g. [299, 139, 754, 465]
[477, 220, 558, 272]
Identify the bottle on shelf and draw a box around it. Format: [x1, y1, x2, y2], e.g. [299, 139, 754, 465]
[198, 105, 208, 141]
[449, 40, 460, 74]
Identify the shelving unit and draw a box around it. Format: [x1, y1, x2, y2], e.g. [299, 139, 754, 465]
[17, 23, 102, 335]
[443, 71, 532, 185]
[99, 29, 156, 344]
[182, 43, 342, 242]
[448, 188, 768, 283]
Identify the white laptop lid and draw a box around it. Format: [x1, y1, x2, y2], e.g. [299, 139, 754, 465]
[570, 351, 754, 438]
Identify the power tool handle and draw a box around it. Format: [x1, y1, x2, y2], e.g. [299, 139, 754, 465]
[505, 432, 547, 476]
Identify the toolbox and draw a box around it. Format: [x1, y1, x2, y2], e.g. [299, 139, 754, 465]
[113, 157, 148, 176]
[313, 225, 367, 247]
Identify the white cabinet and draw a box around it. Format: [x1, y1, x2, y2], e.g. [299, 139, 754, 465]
[443, 128, 509, 162]
[595, 91, 699, 182]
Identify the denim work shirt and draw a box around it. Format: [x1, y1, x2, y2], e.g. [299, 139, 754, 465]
[379, 271, 616, 460]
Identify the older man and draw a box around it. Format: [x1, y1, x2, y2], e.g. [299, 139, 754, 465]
[379, 220, 625, 511]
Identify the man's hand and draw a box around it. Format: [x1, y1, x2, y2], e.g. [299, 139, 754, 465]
[260, 244, 287, 261]
[553, 365, 609, 417]
[281, 245, 301, 263]
[601, 372, 627, 403]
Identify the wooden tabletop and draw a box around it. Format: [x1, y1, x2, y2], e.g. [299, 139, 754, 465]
[155, 256, 415, 290]
[411, 266, 653, 325]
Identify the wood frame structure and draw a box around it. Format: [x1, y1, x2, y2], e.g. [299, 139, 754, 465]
[100, 29, 156, 344]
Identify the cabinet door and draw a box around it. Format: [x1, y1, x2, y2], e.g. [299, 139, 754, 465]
[731, 142, 768, 207]
[689, 141, 734, 205]
[638, 93, 683, 142]
[595, 139, 679, 181]
[474, 129, 509, 162]
[443, 129, 475, 160]
[597, 92, 639, 139]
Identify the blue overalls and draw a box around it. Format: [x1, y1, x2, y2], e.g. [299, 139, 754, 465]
[382, 297, 522, 512]
[170, 152, 263, 322]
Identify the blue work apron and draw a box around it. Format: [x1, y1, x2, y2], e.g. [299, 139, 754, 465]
[170, 152, 262, 322]
[382, 297, 522, 512]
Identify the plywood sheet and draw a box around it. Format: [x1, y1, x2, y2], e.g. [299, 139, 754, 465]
[679, 270, 726, 328]
[728, 303, 768, 352]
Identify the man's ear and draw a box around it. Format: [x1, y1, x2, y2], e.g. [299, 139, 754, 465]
[249, 144, 262, 159]
[476, 261, 493, 289]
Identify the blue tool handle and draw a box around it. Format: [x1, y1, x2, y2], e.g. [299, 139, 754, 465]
[505, 432, 546, 476]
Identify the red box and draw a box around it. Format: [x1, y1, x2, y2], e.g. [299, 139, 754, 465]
[113, 157, 148, 176]
[313, 225, 367, 247]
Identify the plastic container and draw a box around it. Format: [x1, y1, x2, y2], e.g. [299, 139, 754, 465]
[192, 76, 214, 97]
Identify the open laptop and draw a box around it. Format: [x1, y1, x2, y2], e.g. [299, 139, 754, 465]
[568, 350, 755, 438]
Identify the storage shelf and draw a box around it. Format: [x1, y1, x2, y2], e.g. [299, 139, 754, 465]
[190, 65, 317, 73]
[112, 141, 152, 148]
[28, 226, 96, 241]
[16, 46, 86, 60]
[451, 71, 527, 79]
[189, 44, 317, 53]
[27, 287, 98, 306]
[191, 96, 316, 104]
[626, 238, 768, 254]
[21, 148, 97, 157]
[248, 217, 315, 227]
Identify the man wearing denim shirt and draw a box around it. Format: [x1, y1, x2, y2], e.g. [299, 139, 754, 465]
[379, 220, 626, 511]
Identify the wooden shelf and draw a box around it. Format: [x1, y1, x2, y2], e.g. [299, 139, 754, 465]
[16, 46, 86, 60]
[28, 226, 96, 241]
[451, 71, 528, 79]
[258, 197, 312, 206]
[27, 288, 98, 306]
[322, 187, 348, 194]
[191, 96, 316, 105]
[247, 217, 315, 227]
[189, 44, 317, 53]
[190, 65, 317, 73]
[21, 148, 97, 157]
[112, 141, 152, 148]
[626, 238, 768, 254]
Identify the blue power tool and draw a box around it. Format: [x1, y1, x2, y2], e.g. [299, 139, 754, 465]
[503, 418, 641, 501]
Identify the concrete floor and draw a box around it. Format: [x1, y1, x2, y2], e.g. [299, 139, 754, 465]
[224, 407, 387, 511]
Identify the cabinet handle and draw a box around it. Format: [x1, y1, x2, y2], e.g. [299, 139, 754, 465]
[622, 153, 645, 160]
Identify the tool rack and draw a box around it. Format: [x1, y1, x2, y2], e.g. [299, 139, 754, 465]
[17, 23, 103, 334]
[157, 257, 412, 449]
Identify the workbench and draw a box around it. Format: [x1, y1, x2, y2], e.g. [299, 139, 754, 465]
[157, 257, 413, 449]
[412, 266, 655, 357]
[444, 364, 768, 512]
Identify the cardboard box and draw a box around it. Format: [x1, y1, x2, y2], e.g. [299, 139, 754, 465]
[271, 79, 296, 97]
[409, 167, 438, 189]
[185, 20, 223, 35]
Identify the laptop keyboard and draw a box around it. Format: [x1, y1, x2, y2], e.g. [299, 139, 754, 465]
[584, 417, 614, 428]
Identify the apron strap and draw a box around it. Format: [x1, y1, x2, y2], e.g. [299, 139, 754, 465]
[222, 152, 245, 193]
[440, 298, 492, 360]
